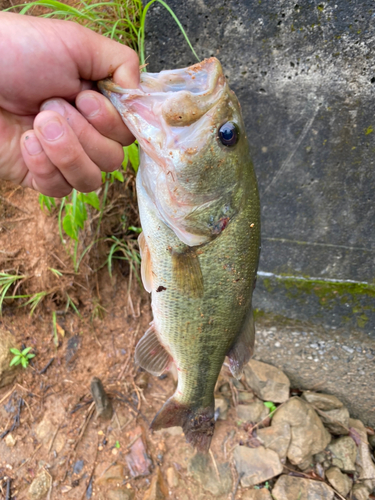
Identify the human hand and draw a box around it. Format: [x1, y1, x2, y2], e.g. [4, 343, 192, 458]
[0, 12, 139, 197]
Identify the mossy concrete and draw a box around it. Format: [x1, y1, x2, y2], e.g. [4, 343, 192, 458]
[145, 0, 375, 336]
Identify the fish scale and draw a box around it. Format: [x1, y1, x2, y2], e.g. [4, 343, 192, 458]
[99, 57, 261, 451]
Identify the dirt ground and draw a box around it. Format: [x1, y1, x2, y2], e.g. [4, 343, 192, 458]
[0, 181, 259, 500]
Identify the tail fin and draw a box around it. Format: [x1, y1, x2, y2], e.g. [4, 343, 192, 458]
[150, 396, 215, 452]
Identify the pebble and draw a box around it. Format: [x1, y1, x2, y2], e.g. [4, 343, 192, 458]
[108, 490, 135, 500]
[326, 467, 352, 496]
[142, 468, 168, 500]
[256, 422, 291, 460]
[166, 467, 178, 488]
[242, 488, 272, 500]
[5, 434, 16, 448]
[327, 436, 357, 473]
[96, 465, 125, 485]
[237, 399, 269, 423]
[351, 484, 371, 500]
[28, 469, 52, 500]
[244, 360, 290, 403]
[215, 398, 229, 420]
[233, 445, 283, 487]
[319, 406, 350, 435]
[272, 475, 334, 500]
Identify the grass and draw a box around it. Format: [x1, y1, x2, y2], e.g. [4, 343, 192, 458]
[0, 273, 26, 313]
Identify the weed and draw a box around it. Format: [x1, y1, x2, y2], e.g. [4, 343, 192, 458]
[9, 347, 35, 369]
[38, 194, 56, 212]
[0, 273, 26, 313]
[264, 401, 277, 419]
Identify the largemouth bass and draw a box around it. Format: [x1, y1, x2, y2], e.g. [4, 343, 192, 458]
[99, 58, 261, 451]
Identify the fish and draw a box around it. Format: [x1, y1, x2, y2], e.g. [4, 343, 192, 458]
[98, 58, 261, 451]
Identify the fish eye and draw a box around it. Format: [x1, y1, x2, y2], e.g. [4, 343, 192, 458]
[218, 122, 239, 147]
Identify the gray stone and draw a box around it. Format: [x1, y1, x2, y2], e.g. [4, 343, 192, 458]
[188, 453, 232, 496]
[233, 445, 283, 487]
[302, 391, 344, 411]
[272, 397, 331, 466]
[242, 489, 272, 500]
[325, 467, 352, 497]
[238, 392, 256, 404]
[327, 436, 357, 473]
[144, 0, 375, 337]
[256, 422, 291, 460]
[108, 490, 135, 500]
[244, 360, 290, 403]
[352, 484, 371, 500]
[215, 398, 229, 420]
[319, 406, 350, 435]
[272, 475, 334, 500]
[237, 399, 269, 423]
[349, 420, 375, 486]
[0, 329, 18, 388]
[28, 469, 52, 500]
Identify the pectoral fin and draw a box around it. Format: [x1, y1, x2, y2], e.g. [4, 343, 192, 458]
[135, 323, 172, 376]
[226, 306, 255, 379]
[172, 248, 203, 298]
[138, 232, 152, 293]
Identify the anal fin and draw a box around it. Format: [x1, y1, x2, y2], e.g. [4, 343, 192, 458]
[135, 324, 172, 376]
[227, 305, 255, 379]
[138, 232, 152, 293]
[172, 248, 203, 298]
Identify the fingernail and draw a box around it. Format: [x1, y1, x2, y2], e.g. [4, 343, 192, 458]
[24, 135, 43, 156]
[40, 119, 64, 141]
[41, 99, 66, 117]
[77, 95, 100, 118]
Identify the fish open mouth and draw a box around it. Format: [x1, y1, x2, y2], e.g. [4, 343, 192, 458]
[98, 58, 228, 162]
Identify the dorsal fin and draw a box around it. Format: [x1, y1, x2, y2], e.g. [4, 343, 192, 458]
[138, 232, 153, 293]
[135, 324, 172, 376]
[226, 306, 255, 379]
[171, 248, 203, 298]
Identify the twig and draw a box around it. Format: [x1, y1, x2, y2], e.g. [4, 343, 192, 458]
[39, 358, 55, 375]
[209, 449, 221, 481]
[80, 440, 99, 500]
[48, 423, 62, 453]
[73, 402, 95, 450]
[0, 387, 15, 406]
[6, 477, 11, 500]
[15, 444, 42, 471]
[231, 471, 243, 500]
[0, 195, 28, 214]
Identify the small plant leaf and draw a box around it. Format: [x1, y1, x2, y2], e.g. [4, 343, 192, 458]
[111, 170, 124, 183]
[127, 143, 139, 172]
[122, 147, 129, 171]
[10, 348, 21, 355]
[22, 347, 32, 355]
[81, 192, 100, 211]
[26, 353, 36, 359]
[21, 357, 28, 368]
[9, 356, 21, 367]
[63, 213, 78, 240]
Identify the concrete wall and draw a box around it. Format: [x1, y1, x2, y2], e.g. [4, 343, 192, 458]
[145, 0, 375, 336]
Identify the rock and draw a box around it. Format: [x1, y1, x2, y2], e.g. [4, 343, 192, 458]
[96, 465, 125, 485]
[125, 427, 152, 477]
[238, 392, 256, 404]
[90, 377, 113, 421]
[154, 426, 183, 436]
[35, 415, 65, 453]
[327, 436, 357, 473]
[166, 467, 178, 488]
[142, 468, 168, 500]
[108, 490, 135, 500]
[325, 467, 352, 496]
[301, 391, 344, 411]
[319, 406, 350, 435]
[237, 399, 269, 423]
[5, 433, 16, 447]
[215, 398, 229, 420]
[242, 488, 272, 500]
[233, 445, 283, 487]
[272, 397, 331, 466]
[256, 422, 291, 460]
[272, 475, 334, 500]
[73, 460, 84, 474]
[28, 469, 52, 500]
[0, 329, 19, 388]
[352, 484, 371, 500]
[244, 360, 290, 403]
[188, 453, 232, 496]
[349, 420, 375, 486]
